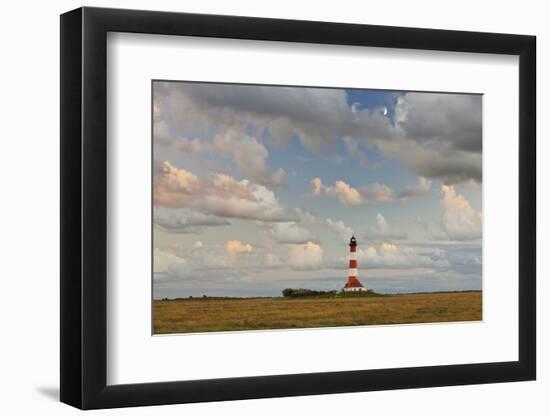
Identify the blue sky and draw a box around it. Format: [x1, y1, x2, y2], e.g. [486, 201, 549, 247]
[152, 81, 482, 298]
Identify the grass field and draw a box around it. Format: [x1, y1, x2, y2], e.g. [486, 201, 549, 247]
[153, 291, 482, 334]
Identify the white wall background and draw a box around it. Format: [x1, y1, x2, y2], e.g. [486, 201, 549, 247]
[0, 0, 545, 415]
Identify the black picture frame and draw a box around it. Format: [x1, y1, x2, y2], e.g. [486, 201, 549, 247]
[60, 6, 536, 410]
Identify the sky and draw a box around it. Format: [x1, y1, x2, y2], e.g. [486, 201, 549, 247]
[152, 81, 482, 298]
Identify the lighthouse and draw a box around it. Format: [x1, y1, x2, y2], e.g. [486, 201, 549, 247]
[343, 236, 368, 292]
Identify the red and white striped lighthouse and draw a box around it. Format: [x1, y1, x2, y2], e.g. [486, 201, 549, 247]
[343, 236, 368, 292]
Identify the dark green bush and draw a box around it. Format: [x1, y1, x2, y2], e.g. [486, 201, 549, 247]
[282, 288, 338, 298]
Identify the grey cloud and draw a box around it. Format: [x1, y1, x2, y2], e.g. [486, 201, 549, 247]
[154, 82, 482, 185]
[155, 210, 231, 234]
[358, 93, 482, 185]
[359, 183, 395, 203]
[398, 177, 432, 200]
[396, 93, 482, 153]
[155, 81, 351, 151]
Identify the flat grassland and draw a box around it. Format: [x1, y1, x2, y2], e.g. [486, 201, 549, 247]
[153, 291, 482, 334]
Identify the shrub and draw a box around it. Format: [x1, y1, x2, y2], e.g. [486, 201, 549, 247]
[282, 288, 295, 297]
[282, 288, 337, 298]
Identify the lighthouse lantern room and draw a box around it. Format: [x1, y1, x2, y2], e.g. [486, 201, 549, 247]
[343, 236, 368, 292]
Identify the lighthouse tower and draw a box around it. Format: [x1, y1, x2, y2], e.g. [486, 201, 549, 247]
[343, 236, 368, 292]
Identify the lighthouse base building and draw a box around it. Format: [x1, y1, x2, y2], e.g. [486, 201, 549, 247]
[343, 276, 368, 292]
[342, 235, 368, 292]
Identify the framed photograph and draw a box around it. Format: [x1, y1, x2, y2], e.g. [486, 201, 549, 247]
[60, 6, 536, 409]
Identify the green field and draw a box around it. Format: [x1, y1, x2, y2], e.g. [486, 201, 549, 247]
[153, 291, 482, 334]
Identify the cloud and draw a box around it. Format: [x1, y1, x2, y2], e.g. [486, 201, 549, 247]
[185, 211, 231, 226]
[399, 177, 432, 200]
[325, 180, 363, 206]
[154, 81, 352, 153]
[154, 241, 290, 285]
[154, 82, 481, 185]
[360, 183, 395, 203]
[156, 240, 451, 283]
[395, 94, 482, 153]
[311, 177, 323, 196]
[212, 128, 286, 187]
[368, 213, 407, 240]
[294, 208, 317, 225]
[311, 177, 395, 206]
[267, 222, 314, 244]
[353, 242, 449, 269]
[154, 248, 191, 278]
[414, 186, 482, 242]
[342, 136, 368, 164]
[168, 127, 286, 187]
[440, 185, 482, 240]
[325, 218, 353, 243]
[415, 216, 447, 241]
[154, 161, 200, 208]
[265, 252, 283, 268]
[154, 161, 294, 222]
[365, 94, 482, 185]
[288, 241, 324, 270]
[153, 120, 173, 146]
[188, 244, 242, 271]
[156, 82, 336, 188]
[155, 209, 230, 233]
[225, 240, 253, 254]
[154, 239, 306, 282]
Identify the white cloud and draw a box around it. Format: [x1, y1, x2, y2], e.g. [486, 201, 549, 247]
[294, 208, 317, 225]
[325, 180, 363, 206]
[440, 185, 482, 240]
[193, 248, 238, 271]
[265, 252, 283, 268]
[153, 120, 173, 146]
[154, 241, 293, 284]
[159, 243, 235, 272]
[311, 177, 323, 196]
[267, 222, 313, 244]
[415, 216, 447, 241]
[354, 242, 449, 269]
[325, 218, 353, 243]
[288, 241, 323, 270]
[311, 177, 395, 206]
[154, 161, 294, 222]
[367, 213, 407, 240]
[154, 248, 191, 278]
